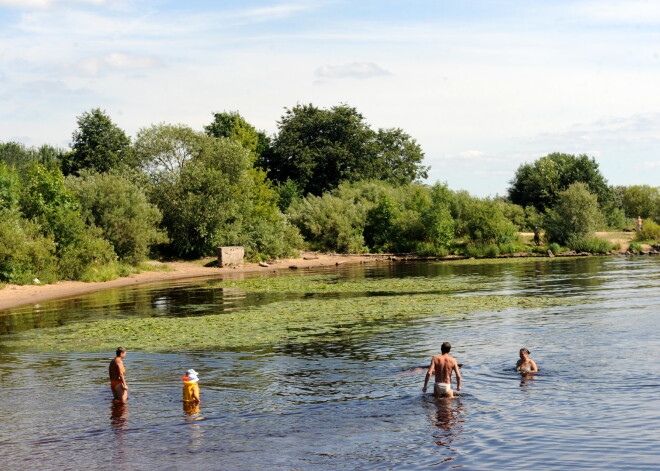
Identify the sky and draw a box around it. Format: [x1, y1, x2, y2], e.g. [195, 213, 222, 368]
[1, 0, 659, 196]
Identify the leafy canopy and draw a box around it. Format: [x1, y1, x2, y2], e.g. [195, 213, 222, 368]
[508, 153, 612, 212]
[262, 104, 428, 196]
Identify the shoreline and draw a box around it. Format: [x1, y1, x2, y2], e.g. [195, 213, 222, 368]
[1, 240, 656, 312]
[0, 253, 375, 312]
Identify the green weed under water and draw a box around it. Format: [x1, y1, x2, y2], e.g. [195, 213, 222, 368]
[3, 276, 579, 353]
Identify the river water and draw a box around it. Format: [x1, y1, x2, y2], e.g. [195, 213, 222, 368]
[1, 256, 659, 470]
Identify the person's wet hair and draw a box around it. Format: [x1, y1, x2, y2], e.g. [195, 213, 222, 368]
[441, 342, 451, 354]
[520, 348, 530, 355]
[116, 347, 127, 356]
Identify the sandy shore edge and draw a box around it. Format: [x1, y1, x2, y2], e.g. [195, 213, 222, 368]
[0, 253, 375, 312]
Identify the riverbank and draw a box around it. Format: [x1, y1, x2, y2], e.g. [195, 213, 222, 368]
[0, 252, 374, 312]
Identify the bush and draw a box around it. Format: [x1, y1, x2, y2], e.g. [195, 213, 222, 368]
[413, 241, 449, 257]
[565, 236, 612, 253]
[544, 182, 604, 244]
[0, 208, 58, 284]
[67, 171, 168, 264]
[463, 200, 517, 244]
[628, 241, 643, 252]
[57, 226, 117, 279]
[547, 242, 561, 254]
[635, 220, 660, 242]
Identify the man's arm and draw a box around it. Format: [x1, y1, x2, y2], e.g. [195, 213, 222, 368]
[118, 360, 128, 389]
[530, 359, 538, 372]
[453, 361, 461, 391]
[422, 358, 435, 393]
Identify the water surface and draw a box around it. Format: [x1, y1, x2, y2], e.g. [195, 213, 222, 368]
[1, 256, 659, 469]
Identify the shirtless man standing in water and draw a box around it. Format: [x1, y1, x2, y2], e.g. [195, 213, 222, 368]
[422, 342, 462, 398]
[109, 347, 128, 402]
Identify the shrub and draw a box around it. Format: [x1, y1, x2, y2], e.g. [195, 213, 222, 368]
[628, 241, 643, 252]
[463, 199, 517, 244]
[635, 219, 660, 242]
[0, 208, 58, 284]
[413, 242, 449, 257]
[565, 236, 612, 253]
[544, 182, 604, 244]
[57, 226, 117, 279]
[67, 171, 168, 264]
[547, 242, 561, 254]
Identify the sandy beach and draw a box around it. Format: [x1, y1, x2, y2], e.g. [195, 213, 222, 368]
[0, 252, 376, 312]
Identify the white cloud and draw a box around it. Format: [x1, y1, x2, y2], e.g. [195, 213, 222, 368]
[315, 62, 391, 80]
[573, 0, 660, 25]
[66, 52, 162, 76]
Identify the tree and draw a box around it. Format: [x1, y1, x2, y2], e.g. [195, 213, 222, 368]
[262, 104, 428, 195]
[544, 182, 604, 245]
[67, 171, 168, 264]
[0, 142, 65, 170]
[62, 108, 133, 175]
[508, 153, 612, 212]
[204, 111, 270, 155]
[621, 185, 660, 221]
[140, 125, 301, 259]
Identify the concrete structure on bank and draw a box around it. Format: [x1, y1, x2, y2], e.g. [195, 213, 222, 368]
[217, 246, 244, 267]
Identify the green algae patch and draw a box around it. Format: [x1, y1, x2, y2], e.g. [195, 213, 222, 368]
[217, 274, 480, 294]
[3, 292, 578, 353]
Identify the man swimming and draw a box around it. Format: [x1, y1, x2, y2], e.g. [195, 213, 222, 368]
[516, 348, 538, 373]
[109, 347, 128, 402]
[422, 342, 462, 398]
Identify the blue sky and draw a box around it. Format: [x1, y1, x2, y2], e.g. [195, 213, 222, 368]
[1, 0, 659, 196]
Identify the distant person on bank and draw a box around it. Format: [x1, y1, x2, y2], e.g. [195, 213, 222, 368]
[422, 342, 462, 398]
[516, 348, 538, 373]
[637, 216, 643, 231]
[109, 347, 128, 402]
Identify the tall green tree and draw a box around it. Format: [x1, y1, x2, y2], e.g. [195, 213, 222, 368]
[508, 153, 612, 212]
[621, 185, 660, 221]
[137, 124, 301, 259]
[262, 104, 428, 195]
[204, 111, 270, 155]
[62, 108, 133, 175]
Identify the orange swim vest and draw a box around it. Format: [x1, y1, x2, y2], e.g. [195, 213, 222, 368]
[182, 381, 200, 402]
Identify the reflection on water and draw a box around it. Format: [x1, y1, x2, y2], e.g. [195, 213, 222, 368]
[424, 396, 466, 464]
[0, 257, 659, 469]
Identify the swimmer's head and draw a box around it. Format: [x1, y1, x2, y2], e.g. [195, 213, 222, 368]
[519, 348, 530, 358]
[116, 347, 126, 357]
[441, 342, 451, 354]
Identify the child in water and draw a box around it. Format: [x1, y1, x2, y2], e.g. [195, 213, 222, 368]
[516, 348, 538, 373]
[182, 369, 201, 403]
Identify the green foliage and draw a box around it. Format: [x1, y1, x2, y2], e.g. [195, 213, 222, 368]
[263, 103, 428, 195]
[275, 178, 303, 212]
[565, 236, 612, 253]
[57, 226, 117, 279]
[0, 208, 58, 284]
[635, 219, 660, 241]
[621, 185, 660, 220]
[628, 241, 643, 252]
[62, 108, 133, 175]
[287, 186, 370, 253]
[0, 142, 65, 170]
[463, 199, 518, 244]
[143, 127, 301, 259]
[364, 195, 397, 252]
[0, 162, 21, 210]
[66, 171, 168, 264]
[547, 242, 561, 254]
[204, 111, 270, 155]
[544, 182, 604, 245]
[508, 153, 612, 212]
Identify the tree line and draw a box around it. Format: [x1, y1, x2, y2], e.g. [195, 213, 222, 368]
[1, 105, 658, 284]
